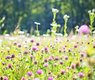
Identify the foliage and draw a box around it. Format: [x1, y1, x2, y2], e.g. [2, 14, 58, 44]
[0, 0, 95, 34]
[88, 9, 95, 32]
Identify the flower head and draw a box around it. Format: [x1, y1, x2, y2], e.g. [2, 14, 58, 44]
[63, 14, 70, 20]
[52, 8, 59, 13]
[71, 63, 76, 69]
[32, 46, 38, 51]
[43, 63, 48, 67]
[21, 77, 26, 80]
[11, 54, 15, 58]
[65, 56, 68, 60]
[44, 47, 49, 53]
[61, 70, 66, 75]
[34, 22, 40, 25]
[78, 72, 84, 78]
[48, 77, 54, 80]
[30, 39, 34, 43]
[27, 71, 32, 76]
[92, 9, 95, 13]
[88, 10, 91, 14]
[37, 69, 43, 75]
[6, 55, 11, 59]
[78, 25, 90, 35]
[3, 76, 8, 80]
[8, 64, 12, 68]
[36, 42, 40, 46]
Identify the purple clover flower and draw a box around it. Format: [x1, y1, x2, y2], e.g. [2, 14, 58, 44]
[48, 77, 54, 80]
[48, 56, 53, 61]
[36, 42, 40, 46]
[78, 25, 90, 35]
[23, 51, 28, 54]
[18, 43, 21, 48]
[44, 59, 48, 62]
[65, 56, 68, 60]
[11, 54, 15, 58]
[27, 71, 32, 76]
[78, 72, 84, 78]
[32, 46, 38, 52]
[6, 55, 11, 59]
[44, 47, 49, 53]
[3, 76, 8, 80]
[61, 70, 65, 75]
[21, 77, 26, 80]
[8, 64, 12, 68]
[54, 57, 59, 61]
[13, 42, 17, 45]
[71, 63, 76, 69]
[59, 60, 63, 65]
[30, 39, 34, 43]
[43, 63, 48, 67]
[37, 69, 43, 75]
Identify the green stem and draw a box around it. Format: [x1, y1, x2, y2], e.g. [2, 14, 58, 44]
[64, 20, 67, 36]
[36, 25, 39, 31]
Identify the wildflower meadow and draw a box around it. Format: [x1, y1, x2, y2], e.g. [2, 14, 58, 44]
[0, 8, 95, 80]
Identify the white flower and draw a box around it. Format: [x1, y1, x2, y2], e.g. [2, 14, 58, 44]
[63, 14, 70, 20]
[88, 9, 95, 14]
[4, 34, 10, 37]
[75, 26, 79, 29]
[43, 34, 50, 37]
[55, 33, 63, 36]
[50, 23, 61, 27]
[88, 10, 91, 14]
[92, 9, 95, 13]
[34, 22, 40, 25]
[92, 30, 95, 34]
[52, 8, 59, 13]
[2, 16, 5, 21]
[75, 26, 79, 31]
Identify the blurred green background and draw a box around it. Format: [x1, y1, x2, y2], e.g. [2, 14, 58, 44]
[0, 0, 95, 34]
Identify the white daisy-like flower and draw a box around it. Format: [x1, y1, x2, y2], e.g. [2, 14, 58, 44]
[88, 10, 91, 14]
[2, 16, 5, 21]
[55, 33, 63, 36]
[63, 14, 70, 20]
[34, 22, 40, 25]
[43, 34, 50, 37]
[52, 8, 59, 13]
[92, 9, 95, 13]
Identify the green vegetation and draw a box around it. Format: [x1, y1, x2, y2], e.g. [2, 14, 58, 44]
[0, 34, 95, 80]
[0, 1, 95, 80]
[0, 0, 95, 34]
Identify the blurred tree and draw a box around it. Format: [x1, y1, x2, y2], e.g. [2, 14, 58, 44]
[0, 0, 95, 34]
